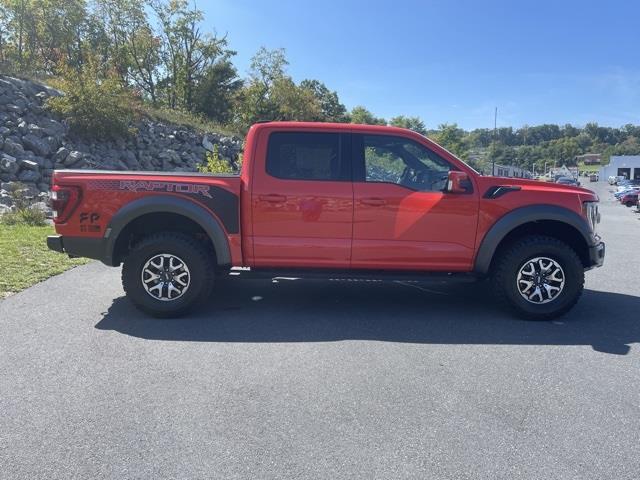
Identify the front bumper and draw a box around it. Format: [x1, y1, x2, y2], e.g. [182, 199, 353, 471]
[587, 241, 605, 270]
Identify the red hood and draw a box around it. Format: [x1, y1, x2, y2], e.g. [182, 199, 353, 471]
[475, 175, 599, 202]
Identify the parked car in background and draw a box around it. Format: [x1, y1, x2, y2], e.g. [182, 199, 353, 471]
[609, 175, 629, 185]
[589, 174, 598, 182]
[620, 191, 639, 207]
[615, 181, 640, 193]
[556, 176, 581, 187]
[614, 186, 640, 198]
[609, 175, 626, 185]
[614, 191, 638, 202]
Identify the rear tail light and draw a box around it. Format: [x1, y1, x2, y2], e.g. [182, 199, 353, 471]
[50, 184, 81, 223]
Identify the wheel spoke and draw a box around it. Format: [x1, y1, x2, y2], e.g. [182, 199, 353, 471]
[539, 259, 552, 273]
[519, 280, 534, 294]
[169, 257, 183, 272]
[150, 256, 164, 270]
[174, 272, 189, 286]
[543, 284, 561, 297]
[167, 283, 180, 298]
[530, 286, 543, 302]
[143, 272, 160, 284]
[549, 269, 564, 283]
[521, 263, 535, 276]
[148, 283, 163, 296]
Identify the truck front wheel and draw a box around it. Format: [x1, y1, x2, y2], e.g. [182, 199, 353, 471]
[122, 232, 214, 318]
[491, 235, 584, 320]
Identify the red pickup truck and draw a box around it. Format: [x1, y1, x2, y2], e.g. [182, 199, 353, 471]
[47, 122, 604, 320]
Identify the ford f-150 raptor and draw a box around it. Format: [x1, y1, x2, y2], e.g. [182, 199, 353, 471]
[47, 122, 604, 319]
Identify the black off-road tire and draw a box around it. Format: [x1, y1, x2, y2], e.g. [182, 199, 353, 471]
[122, 232, 215, 318]
[491, 235, 584, 320]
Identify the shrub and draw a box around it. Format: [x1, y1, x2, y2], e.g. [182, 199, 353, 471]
[6, 182, 31, 210]
[46, 60, 138, 140]
[1, 207, 47, 226]
[197, 145, 236, 174]
[0, 183, 47, 226]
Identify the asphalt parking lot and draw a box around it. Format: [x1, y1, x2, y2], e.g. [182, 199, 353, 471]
[1, 181, 639, 479]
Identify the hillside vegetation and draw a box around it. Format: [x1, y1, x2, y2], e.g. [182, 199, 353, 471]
[0, 0, 639, 174]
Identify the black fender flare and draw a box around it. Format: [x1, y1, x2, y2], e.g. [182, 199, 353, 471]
[103, 196, 232, 267]
[473, 204, 595, 275]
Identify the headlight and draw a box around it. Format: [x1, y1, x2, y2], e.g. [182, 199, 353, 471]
[583, 201, 600, 237]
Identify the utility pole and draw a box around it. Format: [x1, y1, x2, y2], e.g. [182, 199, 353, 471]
[491, 107, 497, 176]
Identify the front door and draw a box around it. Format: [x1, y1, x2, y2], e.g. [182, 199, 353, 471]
[351, 133, 479, 271]
[251, 130, 353, 268]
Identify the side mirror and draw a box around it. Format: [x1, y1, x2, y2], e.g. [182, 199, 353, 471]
[446, 171, 471, 193]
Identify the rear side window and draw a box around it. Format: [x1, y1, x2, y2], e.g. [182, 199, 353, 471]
[266, 132, 349, 181]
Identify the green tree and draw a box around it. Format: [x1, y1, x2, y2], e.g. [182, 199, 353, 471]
[4, 0, 37, 71]
[234, 47, 322, 130]
[233, 47, 282, 128]
[431, 123, 467, 158]
[350, 105, 385, 125]
[235, 46, 288, 124]
[602, 136, 640, 163]
[0, 2, 9, 64]
[249, 46, 288, 89]
[389, 115, 427, 135]
[192, 59, 241, 124]
[270, 76, 322, 121]
[97, 0, 161, 102]
[151, 0, 234, 110]
[35, 0, 89, 70]
[46, 57, 137, 139]
[548, 137, 581, 166]
[300, 79, 347, 122]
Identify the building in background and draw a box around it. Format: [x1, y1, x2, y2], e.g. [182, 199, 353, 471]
[549, 165, 578, 178]
[493, 164, 532, 178]
[599, 156, 640, 181]
[575, 153, 601, 165]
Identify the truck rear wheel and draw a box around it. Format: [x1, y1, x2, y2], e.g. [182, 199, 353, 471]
[122, 232, 214, 318]
[491, 235, 584, 320]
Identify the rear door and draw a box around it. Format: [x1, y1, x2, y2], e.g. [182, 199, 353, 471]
[351, 133, 479, 271]
[250, 129, 353, 268]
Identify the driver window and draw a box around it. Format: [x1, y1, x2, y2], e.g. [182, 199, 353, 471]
[363, 135, 452, 192]
[364, 144, 405, 183]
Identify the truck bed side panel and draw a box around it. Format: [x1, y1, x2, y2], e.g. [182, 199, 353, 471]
[53, 170, 243, 265]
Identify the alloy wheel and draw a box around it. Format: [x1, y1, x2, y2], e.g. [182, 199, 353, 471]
[141, 253, 191, 302]
[516, 256, 565, 304]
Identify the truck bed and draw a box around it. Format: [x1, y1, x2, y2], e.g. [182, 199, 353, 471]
[52, 169, 242, 244]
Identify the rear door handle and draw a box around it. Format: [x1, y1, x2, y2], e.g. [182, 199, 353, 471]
[361, 197, 386, 206]
[259, 194, 287, 203]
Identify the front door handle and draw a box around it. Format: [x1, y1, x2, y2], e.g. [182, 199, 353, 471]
[259, 194, 287, 203]
[361, 197, 386, 207]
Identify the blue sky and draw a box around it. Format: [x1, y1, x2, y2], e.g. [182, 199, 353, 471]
[201, 0, 639, 130]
